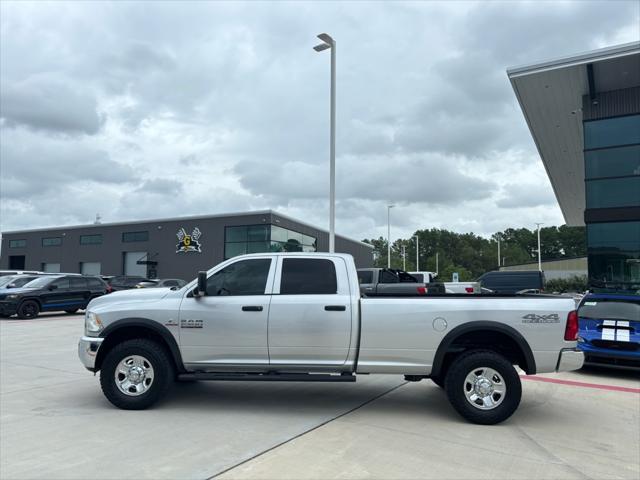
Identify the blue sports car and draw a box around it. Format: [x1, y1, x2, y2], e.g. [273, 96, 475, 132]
[577, 293, 640, 370]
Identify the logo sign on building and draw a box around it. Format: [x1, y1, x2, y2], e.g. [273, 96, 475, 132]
[176, 227, 202, 253]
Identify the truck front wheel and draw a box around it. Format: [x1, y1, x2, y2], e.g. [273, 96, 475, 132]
[444, 350, 521, 425]
[100, 339, 174, 410]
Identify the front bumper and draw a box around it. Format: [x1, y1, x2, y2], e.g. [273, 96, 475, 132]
[556, 348, 585, 372]
[0, 301, 18, 317]
[78, 336, 104, 372]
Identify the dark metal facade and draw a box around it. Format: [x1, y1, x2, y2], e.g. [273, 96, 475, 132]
[0, 211, 374, 280]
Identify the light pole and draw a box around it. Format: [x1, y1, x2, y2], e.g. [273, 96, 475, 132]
[414, 235, 419, 271]
[387, 205, 395, 268]
[402, 243, 406, 271]
[535, 223, 543, 271]
[314, 33, 336, 253]
[436, 252, 439, 275]
[497, 234, 501, 269]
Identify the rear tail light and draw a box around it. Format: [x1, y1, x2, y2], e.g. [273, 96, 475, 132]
[417, 286, 427, 295]
[565, 310, 579, 341]
[106, 285, 113, 294]
[465, 287, 474, 293]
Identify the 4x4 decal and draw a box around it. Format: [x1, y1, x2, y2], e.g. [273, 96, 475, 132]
[522, 313, 560, 323]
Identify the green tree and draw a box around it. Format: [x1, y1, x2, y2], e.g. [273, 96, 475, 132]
[363, 224, 586, 280]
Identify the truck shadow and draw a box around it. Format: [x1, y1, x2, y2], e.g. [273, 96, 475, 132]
[161, 380, 461, 422]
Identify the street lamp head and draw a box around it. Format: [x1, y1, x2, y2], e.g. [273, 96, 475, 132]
[314, 33, 334, 52]
[388, 204, 395, 209]
[317, 33, 334, 45]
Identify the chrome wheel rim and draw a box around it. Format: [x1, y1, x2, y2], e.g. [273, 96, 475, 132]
[114, 355, 155, 396]
[463, 367, 506, 410]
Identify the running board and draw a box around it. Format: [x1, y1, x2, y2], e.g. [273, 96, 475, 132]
[178, 372, 356, 382]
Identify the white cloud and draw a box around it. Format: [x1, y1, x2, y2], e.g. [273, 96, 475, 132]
[1, 0, 638, 241]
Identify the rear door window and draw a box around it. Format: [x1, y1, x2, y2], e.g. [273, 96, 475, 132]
[379, 270, 399, 283]
[70, 277, 88, 289]
[87, 278, 104, 289]
[280, 258, 337, 295]
[52, 277, 70, 289]
[357, 271, 373, 284]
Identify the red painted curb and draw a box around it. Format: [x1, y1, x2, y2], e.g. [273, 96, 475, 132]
[522, 375, 640, 394]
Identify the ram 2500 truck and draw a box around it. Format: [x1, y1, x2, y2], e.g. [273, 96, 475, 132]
[79, 253, 583, 424]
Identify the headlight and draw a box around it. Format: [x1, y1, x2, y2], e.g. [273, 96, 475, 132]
[5, 294, 19, 300]
[85, 311, 103, 335]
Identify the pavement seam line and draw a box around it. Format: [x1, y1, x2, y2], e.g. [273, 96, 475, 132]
[207, 381, 409, 480]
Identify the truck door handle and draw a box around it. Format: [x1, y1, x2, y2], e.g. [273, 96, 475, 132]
[242, 306, 263, 312]
[325, 305, 346, 311]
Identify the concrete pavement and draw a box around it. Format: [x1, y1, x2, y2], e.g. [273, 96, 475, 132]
[1, 314, 638, 480]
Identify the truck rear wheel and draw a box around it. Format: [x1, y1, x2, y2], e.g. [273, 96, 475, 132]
[100, 339, 174, 410]
[444, 350, 521, 425]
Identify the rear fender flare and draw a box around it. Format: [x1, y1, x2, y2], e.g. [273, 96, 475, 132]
[431, 321, 536, 377]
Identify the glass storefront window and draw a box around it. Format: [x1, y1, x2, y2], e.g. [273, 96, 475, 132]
[587, 221, 640, 292]
[247, 241, 270, 253]
[225, 224, 317, 259]
[586, 177, 640, 209]
[586, 175, 640, 208]
[585, 144, 640, 179]
[584, 114, 640, 150]
[225, 242, 247, 258]
[226, 226, 247, 242]
[247, 225, 269, 242]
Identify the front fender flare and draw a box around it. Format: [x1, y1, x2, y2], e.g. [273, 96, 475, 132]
[99, 317, 186, 373]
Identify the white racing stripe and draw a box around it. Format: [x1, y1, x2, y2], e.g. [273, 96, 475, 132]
[615, 320, 630, 342]
[602, 328, 616, 341]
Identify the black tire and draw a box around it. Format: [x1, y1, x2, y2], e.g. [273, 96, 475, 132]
[430, 375, 445, 388]
[65, 308, 79, 314]
[444, 350, 521, 425]
[17, 300, 40, 319]
[100, 339, 174, 410]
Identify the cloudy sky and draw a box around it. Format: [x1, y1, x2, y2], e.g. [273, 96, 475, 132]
[1, 1, 639, 241]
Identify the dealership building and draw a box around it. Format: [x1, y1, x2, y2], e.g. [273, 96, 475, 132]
[0, 210, 374, 280]
[508, 42, 640, 293]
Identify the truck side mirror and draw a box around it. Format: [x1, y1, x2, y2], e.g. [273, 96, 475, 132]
[195, 271, 207, 297]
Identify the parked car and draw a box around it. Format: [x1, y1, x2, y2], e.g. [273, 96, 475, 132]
[409, 272, 480, 294]
[409, 271, 437, 283]
[357, 268, 445, 295]
[0, 275, 41, 290]
[478, 270, 545, 294]
[0, 270, 43, 277]
[577, 293, 639, 370]
[135, 278, 187, 289]
[108, 276, 148, 291]
[79, 252, 583, 424]
[0, 275, 109, 319]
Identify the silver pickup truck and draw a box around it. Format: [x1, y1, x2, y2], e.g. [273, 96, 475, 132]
[79, 253, 583, 424]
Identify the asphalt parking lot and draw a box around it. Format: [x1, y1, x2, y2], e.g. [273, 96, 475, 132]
[1, 314, 638, 480]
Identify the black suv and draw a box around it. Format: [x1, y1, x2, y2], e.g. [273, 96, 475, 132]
[0, 275, 109, 319]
